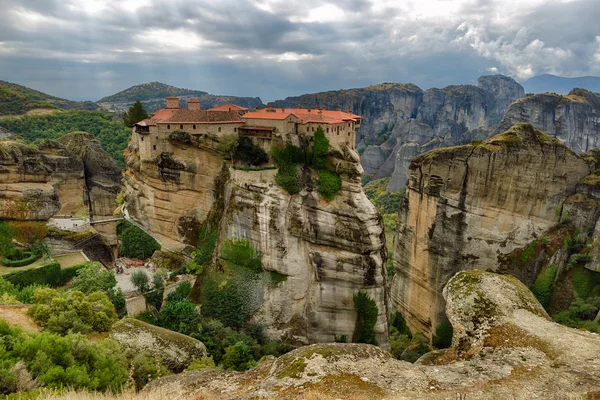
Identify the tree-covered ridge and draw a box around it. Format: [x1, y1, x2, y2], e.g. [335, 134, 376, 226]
[98, 82, 209, 103]
[0, 110, 130, 167]
[0, 80, 98, 116]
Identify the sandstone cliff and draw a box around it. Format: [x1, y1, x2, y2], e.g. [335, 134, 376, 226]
[0, 133, 120, 221]
[496, 88, 600, 153]
[390, 123, 592, 337]
[141, 270, 600, 399]
[123, 127, 389, 347]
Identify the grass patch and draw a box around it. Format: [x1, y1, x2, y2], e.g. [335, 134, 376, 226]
[530, 264, 558, 307]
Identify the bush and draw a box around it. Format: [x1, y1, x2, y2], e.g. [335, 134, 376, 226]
[233, 136, 268, 166]
[571, 267, 600, 299]
[1, 251, 38, 267]
[272, 144, 303, 195]
[144, 289, 164, 312]
[389, 331, 411, 359]
[28, 289, 117, 335]
[312, 126, 329, 170]
[131, 353, 169, 391]
[131, 270, 150, 293]
[70, 262, 116, 294]
[221, 341, 255, 371]
[353, 291, 378, 345]
[117, 221, 160, 259]
[390, 312, 412, 338]
[400, 332, 432, 363]
[432, 322, 453, 349]
[317, 170, 342, 201]
[166, 281, 192, 303]
[186, 356, 216, 371]
[220, 239, 263, 273]
[0, 321, 128, 395]
[4, 263, 62, 288]
[156, 299, 202, 333]
[530, 264, 557, 307]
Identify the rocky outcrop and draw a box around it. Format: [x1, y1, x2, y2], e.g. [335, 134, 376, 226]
[143, 270, 600, 399]
[110, 318, 207, 372]
[0, 133, 120, 227]
[123, 124, 389, 347]
[390, 124, 592, 337]
[56, 132, 121, 218]
[496, 89, 600, 154]
[0, 140, 83, 219]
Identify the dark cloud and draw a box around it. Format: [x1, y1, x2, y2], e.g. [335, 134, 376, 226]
[0, 0, 597, 101]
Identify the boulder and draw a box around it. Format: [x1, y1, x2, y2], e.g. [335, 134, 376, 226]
[110, 318, 207, 372]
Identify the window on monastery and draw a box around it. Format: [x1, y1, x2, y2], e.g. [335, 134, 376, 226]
[141, 137, 144, 141]
[327, 128, 329, 133]
[167, 125, 170, 130]
[234, 128, 237, 132]
[156, 136, 158, 140]
[153, 145, 156, 150]
[193, 125, 196, 130]
[348, 132, 351, 136]
[312, 127, 314, 132]
[180, 124, 183, 129]
[218, 127, 222, 132]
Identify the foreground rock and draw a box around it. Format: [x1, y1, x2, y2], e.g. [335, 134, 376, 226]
[390, 123, 591, 336]
[143, 270, 600, 399]
[110, 318, 207, 372]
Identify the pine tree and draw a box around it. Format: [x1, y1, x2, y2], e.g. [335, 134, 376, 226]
[122, 100, 149, 127]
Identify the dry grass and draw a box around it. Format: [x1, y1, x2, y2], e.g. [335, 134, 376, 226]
[0, 305, 38, 331]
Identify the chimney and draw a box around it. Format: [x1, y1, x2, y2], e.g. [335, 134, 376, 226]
[322, 106, 327, 110]
[347, 109, 352, 113]
[294, 105, 300, 109]
[187, 99, 200, 110]
[166, 96, 180, 109]
[254, 106, 259, 111]
[314, 106, 319, 110]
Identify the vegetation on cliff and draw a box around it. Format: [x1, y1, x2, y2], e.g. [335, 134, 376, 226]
[0, 110, 130, 166]
[117, 220, 161, 259]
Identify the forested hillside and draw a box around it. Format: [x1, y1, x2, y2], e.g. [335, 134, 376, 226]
[0, 110, 129, 167]
[0, 81, 98, 116]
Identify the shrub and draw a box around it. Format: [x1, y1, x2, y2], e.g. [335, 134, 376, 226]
[0, 322, 128, 394]
[530, 264, 557, 307]
[1, 251, 37, 267]
[389, 331, 411, 359]
[390, 311, 412, 338]
[70, 262, 116, 294]
[28, 289, 117, 335]
[131, 353, 169, 391]
[156, 299, 202, 333]
[353, 291, 378, 345]
[186, 356, 216, 371]
[233, 136, 268, 166]
[58, 263, 87, 285]
[220, 239, 263, 273]
[190, 222, 218, 269]
[144, 289, 164, 312]
[131, 270, 150, 293]
[221, 341, 255, 371]
[117, 221, 160, 259]
[4, 263, 62, 288]
[432, 322, 453, 349]
[272, 144, 303, 195]
[400, 332, 432, 363]
[317, 170, 342, 201]
[166, 281, 192, 303]
[312, 126, 329, 170]
[571, 267, 600, 299]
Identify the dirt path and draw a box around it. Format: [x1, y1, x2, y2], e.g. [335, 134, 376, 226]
[0, 305, 39, 332]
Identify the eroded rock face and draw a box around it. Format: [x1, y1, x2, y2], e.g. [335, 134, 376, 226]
[0, 140, 83, 219]
[143, 270, 600, 399]
[110, 318, 207, 372]
[390, 124, 591, 337]
[223, 161, 388, 346]
[497, 89, 600, 154]
[123, 127, 389, 347]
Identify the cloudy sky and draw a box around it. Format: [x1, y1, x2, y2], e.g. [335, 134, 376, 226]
[1, 0, 599, 101]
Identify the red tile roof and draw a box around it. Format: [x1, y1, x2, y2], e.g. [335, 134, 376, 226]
[208, 103, 249, 112]
[138, 108, 242, 124]
[242, 108, 361, 124]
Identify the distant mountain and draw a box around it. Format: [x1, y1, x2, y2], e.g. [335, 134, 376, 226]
[0, 81, 98, 116]
[97, 82, 263, 112]
[98, 82, 208, 103]
[523, 74, 600, 95]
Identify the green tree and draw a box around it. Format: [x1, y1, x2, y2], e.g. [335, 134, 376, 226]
[122, 100, 149, 127]
[131, 270, 150, 293]
[353, 291, 378, 345]
[312, 126, 329, 170]
[70, 262, 116, 294]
